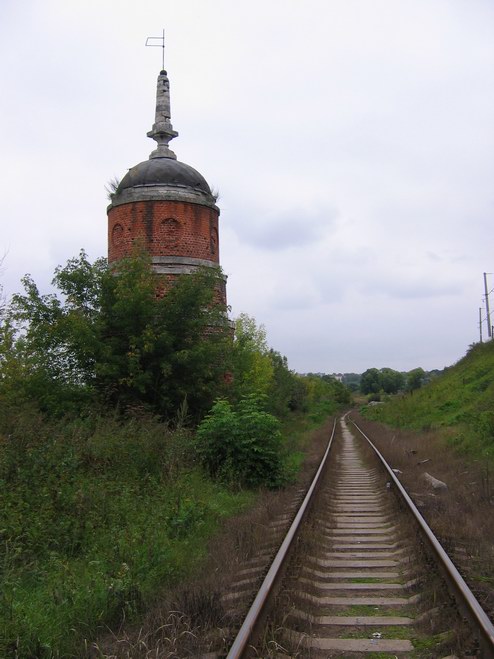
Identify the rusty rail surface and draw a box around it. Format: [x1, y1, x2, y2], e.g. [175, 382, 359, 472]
[350, 417, 494, 658]
[226, 418, 337, 659]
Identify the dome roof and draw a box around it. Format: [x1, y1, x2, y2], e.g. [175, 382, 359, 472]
[117, 157, 211, 195]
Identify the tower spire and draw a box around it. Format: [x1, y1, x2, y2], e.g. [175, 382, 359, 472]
[147, 69, 179, 159]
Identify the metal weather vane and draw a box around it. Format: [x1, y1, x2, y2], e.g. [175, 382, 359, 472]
[146, 29, 165, 70]
[145, 29, 178, 159]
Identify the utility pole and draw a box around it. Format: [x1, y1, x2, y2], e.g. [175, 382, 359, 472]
[479, 307, 483, 343]
[484, 273, 492, 339]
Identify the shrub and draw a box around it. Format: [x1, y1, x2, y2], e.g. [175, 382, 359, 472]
[196, 395, 286, 489]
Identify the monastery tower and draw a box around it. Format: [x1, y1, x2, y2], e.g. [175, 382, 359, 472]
[107, 68, 226, 305]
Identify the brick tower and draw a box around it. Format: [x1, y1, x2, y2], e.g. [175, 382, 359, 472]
[107, 68, 226, 305]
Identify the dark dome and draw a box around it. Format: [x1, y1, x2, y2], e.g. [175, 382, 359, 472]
[117, 157, 211, 195]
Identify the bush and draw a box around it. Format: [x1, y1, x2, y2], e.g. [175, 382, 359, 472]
[196, 395, 286, 489]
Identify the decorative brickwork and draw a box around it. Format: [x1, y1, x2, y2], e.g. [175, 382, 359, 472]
[108, 200, 219, 264]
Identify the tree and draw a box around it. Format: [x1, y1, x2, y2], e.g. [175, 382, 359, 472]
[231, 314, 274, 399]
[4, 250, 232, 420]
[267, 349, 308, 416]
[230, 315, 310, 417]
[302, 374, 351, 413]
[342, 373, 361, 392]
[380, 367, 405, 394]
[360, 368, 381, 394]
[196, 395, 286, 488]
[407, 367, 425, 393]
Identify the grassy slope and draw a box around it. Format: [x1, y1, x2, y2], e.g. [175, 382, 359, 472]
[364, 341, 494, 459]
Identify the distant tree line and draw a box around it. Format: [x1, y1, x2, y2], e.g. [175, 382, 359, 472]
[359, 366, 428, 396]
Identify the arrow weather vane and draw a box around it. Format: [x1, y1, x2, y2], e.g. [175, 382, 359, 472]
[146, 28, 165, 70]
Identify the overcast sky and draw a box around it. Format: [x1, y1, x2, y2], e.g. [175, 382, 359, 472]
[1, 0, 493, 373]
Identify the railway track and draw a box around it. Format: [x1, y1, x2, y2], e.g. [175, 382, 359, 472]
[222, 414, 494, 658]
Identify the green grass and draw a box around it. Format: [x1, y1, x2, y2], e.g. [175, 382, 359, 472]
[363, 341, 494, 460]
[349, 577, 396, 583]
[0, 400, 338, 657]
[3, 470, 254, 657]
[279, 403, 336, 479]
[357, 631, 451, 659]
[0, 413, 255, 657]
[411, 630, 455, 651]
[307, 399, 340, 427]
[0, 387, 342, 657]
[334, 604, 415, 617]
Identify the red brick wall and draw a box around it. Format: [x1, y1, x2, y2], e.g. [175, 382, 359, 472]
[108, 200, 220, 264]
[155, 274, 227, 307]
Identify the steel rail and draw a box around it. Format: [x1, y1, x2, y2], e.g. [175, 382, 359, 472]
[350, 417, 494, 658]
[226, 417, 337, 659]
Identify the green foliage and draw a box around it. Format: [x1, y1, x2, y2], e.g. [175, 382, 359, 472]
[304, 374, 351, 410]
[195, 399, 237, 478]
[475, 410, 494, 444]
[406, 366, 425, 392]
[341, 372, 361, 391]
[0, 410, 254, 657]
[2, 250, 231, 421]
[231, 313, 274, 399]
[196, 395, 286, 488]
[363, 341, 494, 459]
[330, 378, 353, 405]
[0, 250, 352, 656]
[267, 349, 308, 416]
[360, 367, 404, 395]
[165, 497, 207, 539]
[360, 367, 382, 394]
[380, 367, 404, 394]
[230, 313, 309, 417]
[2, 259, 346, 424]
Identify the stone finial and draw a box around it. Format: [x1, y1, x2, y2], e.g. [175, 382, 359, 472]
[147, 70, 179, 159]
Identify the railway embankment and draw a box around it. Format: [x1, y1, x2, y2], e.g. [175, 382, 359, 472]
[358, 341, 494, 631]
[353, 410, 494, 632]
